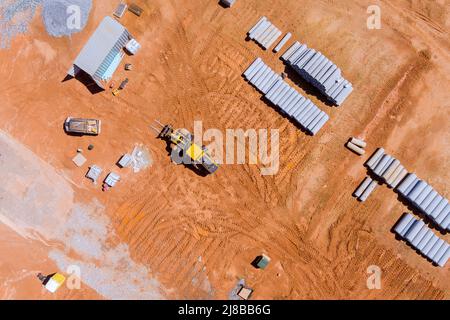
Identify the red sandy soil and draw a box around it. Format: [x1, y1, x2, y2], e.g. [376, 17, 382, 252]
[0, 0, 448, 299]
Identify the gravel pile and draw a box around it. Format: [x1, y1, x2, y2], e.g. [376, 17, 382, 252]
[0, 0, 91, 48]
[0, 0, 42, 48]
[41, 0, 92, 37]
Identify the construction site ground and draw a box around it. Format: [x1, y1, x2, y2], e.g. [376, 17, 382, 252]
[0, 0, 449, 299]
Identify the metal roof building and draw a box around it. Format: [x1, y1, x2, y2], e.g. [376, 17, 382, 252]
[67, 16, 130, 89]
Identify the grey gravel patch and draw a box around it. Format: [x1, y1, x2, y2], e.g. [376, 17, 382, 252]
[50, 199, 166, 300]
[56, 200, 109, 260]
[0, 0, 42, 48]
[0, 130, 74, 238]
[50, 245, 165, 300]
[0, 0, 91, 48]
[41, 0, 92, 37]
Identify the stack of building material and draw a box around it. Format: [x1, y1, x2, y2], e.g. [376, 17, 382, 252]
[72, 153, 87, 167]
[247, 17, 283, 50]
[353, 176, 378, 202]
[243, 58, 329, 135]
[281, 41, 353, 106]
[396, 174, 450, 232]
[104, 172, 121, 187]
[365, 148, 409, 188]
[86, 165, 102, 183]
[118, 154, 132, 168]
[394, 213, 450, 267]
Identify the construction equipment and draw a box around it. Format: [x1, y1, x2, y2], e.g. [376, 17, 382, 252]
[112, 79, 129, 96]
[64, 117, 101, 135]
[37, 273, 66, 293]
[151, 120, 219, 175]
[119, 78, 129, 89]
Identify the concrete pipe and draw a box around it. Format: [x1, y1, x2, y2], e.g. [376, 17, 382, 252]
[346, 141, 365, 155]
[417, 230, 434, 251]
[407, 180, 428, 202]
[350, 137, 367, 149]
[390, 168, 408, 189]
[358, 180, 378, 202]
[393, 213, 415, 236]
[413, 185, 433, 207]
[396, 173, 417, 194]
[354, 177, 373, 198]
[382, 159, 401, 181]
[365, 148, 385, 169]
[421, 235, 439, 255]
[437, 247, 450, 267]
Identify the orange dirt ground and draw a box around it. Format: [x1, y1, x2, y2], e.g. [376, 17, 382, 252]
[0, 0, 449, 299]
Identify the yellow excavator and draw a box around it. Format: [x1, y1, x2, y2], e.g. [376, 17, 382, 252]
[151, 120, 219, 175]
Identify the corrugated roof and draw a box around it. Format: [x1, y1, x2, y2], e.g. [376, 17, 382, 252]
[72, 16, 127, 76]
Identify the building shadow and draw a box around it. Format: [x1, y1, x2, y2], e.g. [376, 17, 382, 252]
[62, 70, 104, 95]
[217, 1, 229, 9]
[251, 256, 263, 269]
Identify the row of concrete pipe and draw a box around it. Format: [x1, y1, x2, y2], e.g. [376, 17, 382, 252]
[361, 148, 449, 266]
[397, 174, 450, 232]
[248, 16, 283, 50]
[365, 148, 409, 189]
[243, 58, 329, 135]
[394, 213, 449, 267]
[366, 148, 450, 232]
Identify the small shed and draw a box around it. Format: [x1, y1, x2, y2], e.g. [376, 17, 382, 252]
[72, 153, 87, 167]
[254, 254, 271, 269]
[118, 154, 132, 168]
[105, 172, 121, 187]
[86, 165, 102, 183]
[237, 286, 253, 300]
[125, 39, 141, 55]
